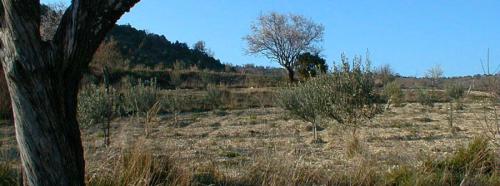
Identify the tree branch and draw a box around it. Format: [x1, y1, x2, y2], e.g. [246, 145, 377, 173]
[52, 0, 139, 72]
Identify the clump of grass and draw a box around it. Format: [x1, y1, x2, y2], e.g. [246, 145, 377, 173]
[346, 134, 364, 158]
[383, 137, 499, 186]
[87, 144, 189, 186]
[429, 137, 496, 184]
[192, 163, 226, 185]
[84, 136, 499, 186]
[241, 157, 326, 185]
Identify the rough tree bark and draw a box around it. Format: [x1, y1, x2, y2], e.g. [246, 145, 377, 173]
[0, 0, 139, 185]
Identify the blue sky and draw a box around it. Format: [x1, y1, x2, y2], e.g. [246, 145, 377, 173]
[42, 0, 500, 77]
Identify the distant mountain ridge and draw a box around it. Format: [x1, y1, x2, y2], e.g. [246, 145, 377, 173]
[106, 24, 225, 71]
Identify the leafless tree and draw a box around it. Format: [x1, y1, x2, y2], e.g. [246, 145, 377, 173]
[426, 64, 444, 88]
[91, 38, 128, 73]
[0, 1, 139, 185]
[193, 40, 214, 57]
[244, 12, 324, 82]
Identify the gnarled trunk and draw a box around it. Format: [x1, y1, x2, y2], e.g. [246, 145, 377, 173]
[5, 61, 85, 185]
[0, 0, 140, 185]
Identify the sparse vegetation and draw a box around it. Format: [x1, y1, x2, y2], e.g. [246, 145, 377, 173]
[446, 83, 466, 133]
[122, 78, 160, 116]
[2, 2, 500, 185]
[204, 84, 230, 110]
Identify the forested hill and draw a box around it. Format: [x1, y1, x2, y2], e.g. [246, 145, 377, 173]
[106, 24, 225, 71]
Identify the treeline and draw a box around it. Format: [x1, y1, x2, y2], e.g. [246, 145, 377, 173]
[106, 25, 225, 71]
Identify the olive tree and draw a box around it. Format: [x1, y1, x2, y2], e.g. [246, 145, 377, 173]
[445, 83, 466, 134]
[0, 0, 140, 185]
[278, 53, 379, 142]
[244, 12, 324, 82]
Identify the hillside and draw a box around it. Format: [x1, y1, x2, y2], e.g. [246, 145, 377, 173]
[106, 25, 225, 71]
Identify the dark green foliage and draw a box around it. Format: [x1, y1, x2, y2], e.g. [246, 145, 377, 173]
[296, 52, 328, 80]
[106, 25, 225, 71]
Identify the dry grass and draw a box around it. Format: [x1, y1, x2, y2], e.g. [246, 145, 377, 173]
[1, 89, 500, 185]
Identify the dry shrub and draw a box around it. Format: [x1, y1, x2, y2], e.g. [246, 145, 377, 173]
[204, 84, 230, 110]
[121, 78, 160, 115]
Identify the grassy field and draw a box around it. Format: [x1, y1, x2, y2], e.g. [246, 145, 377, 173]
[1, 88, 499, 185]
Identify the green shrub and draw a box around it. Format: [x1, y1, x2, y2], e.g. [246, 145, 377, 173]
[446, 83, 466, 101]
[78, 84, 116, 128]
[383, 81, 404, 107]
[204, 84, 230, 110]
[278, 53, 380, 141]
[121, 78, 160, 115]
[277, 76, 328, 142]
[162, 92, 187, 125]
[417, 88, 435, 109]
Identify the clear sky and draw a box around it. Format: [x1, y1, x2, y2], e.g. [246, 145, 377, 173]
[41, 0, 500, 77]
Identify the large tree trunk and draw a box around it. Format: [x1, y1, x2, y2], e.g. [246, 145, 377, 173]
[5, 63, 85, 185]
[0, 1, 139, 185]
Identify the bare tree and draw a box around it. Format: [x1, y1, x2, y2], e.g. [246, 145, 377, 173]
[91, 38, 128, 73]
[0, 1, 139, 185]
[193, 40, 214, 57]
[426, 65, 444, 88]
[244, 12, 324, 82]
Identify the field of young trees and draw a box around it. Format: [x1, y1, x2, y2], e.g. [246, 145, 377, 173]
[1, 1, 500, 186]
